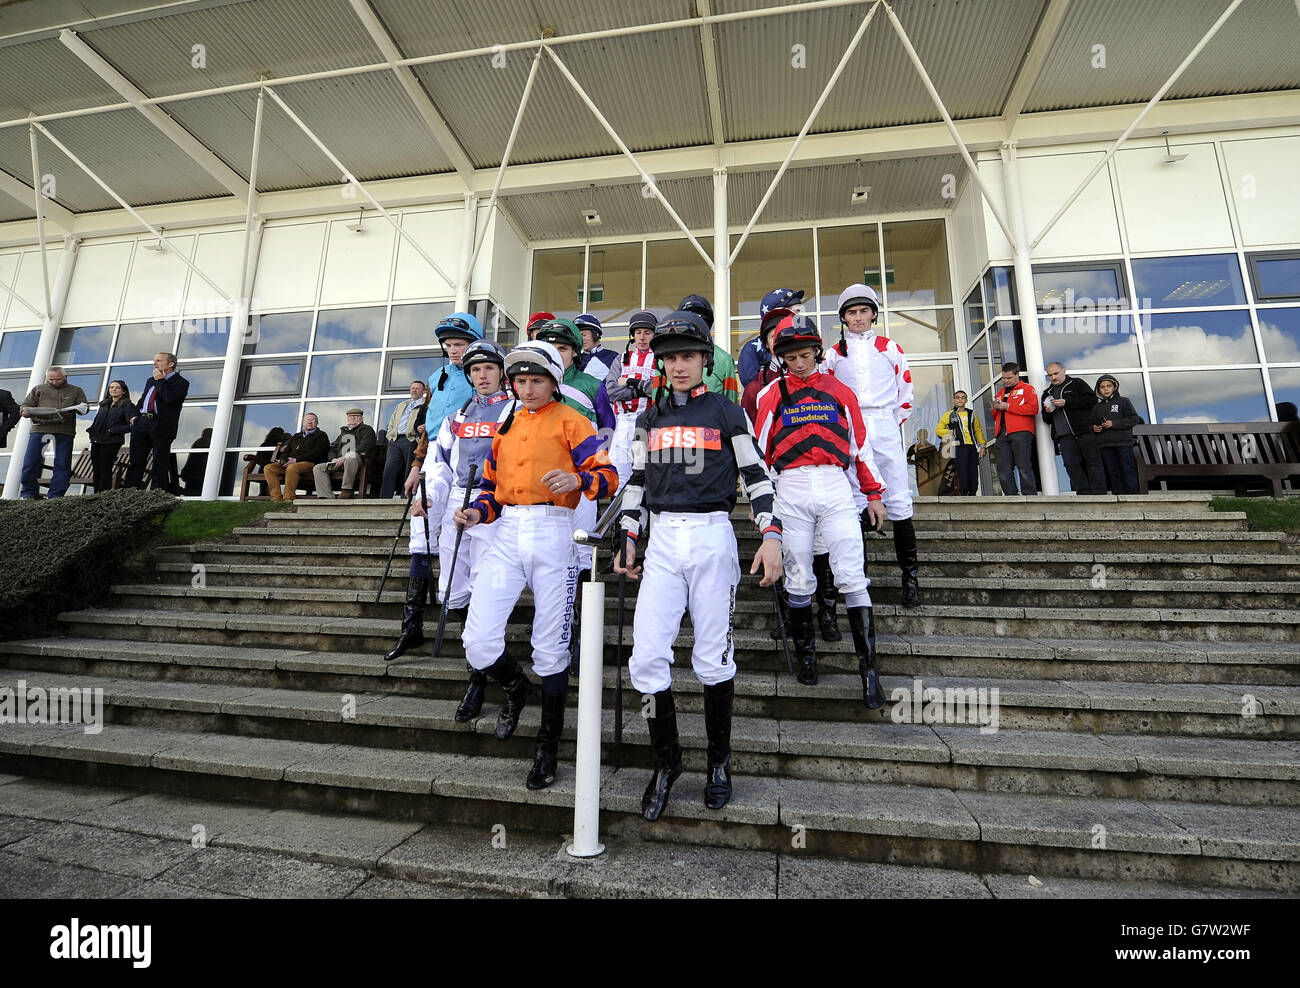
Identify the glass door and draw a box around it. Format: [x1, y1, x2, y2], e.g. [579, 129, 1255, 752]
[900, 360, 957, 496]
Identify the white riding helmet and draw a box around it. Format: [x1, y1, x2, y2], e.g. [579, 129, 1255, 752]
[837, 283, 881, 323]
[504, 340, 565, 390]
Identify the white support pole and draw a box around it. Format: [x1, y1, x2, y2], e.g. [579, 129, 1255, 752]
[263, 86, 458, 291]
[30, 121, 234, 304]
[28, 126, 52, 317]
[544, 46, 716, 273]
[713, 165, 730, 356]
[1000, 141, 1059, 495]
[456, 193, 477, 312]
[465, 47, 543, 281]
[728, 0, 881, 265]
[881, 1, 1019, 251]
[1028, 0, 1244, 249]
[569, 570, 607, 859]
[203, 87, 266, 501]
[2, 237, 81, 500]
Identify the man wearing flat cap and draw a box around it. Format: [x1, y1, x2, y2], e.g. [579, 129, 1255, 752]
[313, 407, 376, 499]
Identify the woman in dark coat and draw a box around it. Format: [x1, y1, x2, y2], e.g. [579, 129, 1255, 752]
[87, 380, 136, 492]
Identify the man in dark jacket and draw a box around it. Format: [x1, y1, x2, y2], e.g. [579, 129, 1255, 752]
[125, 351, 190, 491]
[1091, 374, 1143, 494]
[19, 367, 89, 498]
[312, 408, 376, 498]
[1041, 361, 1106, 495]
[0, 388, 19, 448]
[264, 412, 331, 502]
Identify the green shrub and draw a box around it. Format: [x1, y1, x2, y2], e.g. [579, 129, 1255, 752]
[0, 489, 178, 641]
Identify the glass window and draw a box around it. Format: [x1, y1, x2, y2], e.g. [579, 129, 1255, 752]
[386, 352, 446, 392]
[1143, 310, 1258, 367]
[879, 308, 955, 353]
[1132, 254, 1246, 309]
[232, 402, 300, 447]
[964, 287, 985, 341]
[1257, 307, 1300, 364]
[817, 225, 881, 316]
[882, 220, 951, 307]
[902, 364, 955, 497]
[104, 365, 153, 402]
[983, 267, 1016, 318]
[306, 351, 382, 397]
[1149, 369, 1268, 424]
[1033, 263, 1125, 312]
[988, 319, 1022, 373]
[0, 371, 31, 401]
[239, 361, 304, 398]
[1085, 371, 1149, 423]
[1268, 366, 1300, 418]
[114, 321, 174, 362]
[532, 247, 587, 321]
[1040, 313, 1140, 370]
[730, 230, 814, 318]
[54, 325, 113, 366]
[176, 316, 231, 360]
[1249, 252, 1300, 302]
[180, 363, 225, 400]
[247, 311, 312, 354]
[966, 334, 991, 396]
[175, 404, 217, 449]
[64, 369, 103, 405]
[583, 243, 642, 324]
[313, 306, 385, 351]
[645, 238, 714, 313]
[473, 299, 519, 347]
[389, 302, 455, 349]
[0, 331, 40, 368]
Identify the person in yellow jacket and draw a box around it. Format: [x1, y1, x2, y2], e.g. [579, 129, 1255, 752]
[934, 390, 986, 496]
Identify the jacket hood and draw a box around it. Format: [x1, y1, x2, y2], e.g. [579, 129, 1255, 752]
[1094, 374, 1121, 395]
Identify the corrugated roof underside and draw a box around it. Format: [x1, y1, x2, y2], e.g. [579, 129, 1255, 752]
[1025, 0, 1300, 113]
[0, 36, 125, 122]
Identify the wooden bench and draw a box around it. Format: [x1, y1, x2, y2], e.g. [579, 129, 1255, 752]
[240, 444, 384, 501]
[34, 445, 168, 494]
[1133, 422, 1300, 497]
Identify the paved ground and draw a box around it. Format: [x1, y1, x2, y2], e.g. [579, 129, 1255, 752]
[0, 773, 1280, 899]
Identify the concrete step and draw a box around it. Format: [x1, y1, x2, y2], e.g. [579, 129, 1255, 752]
[2, 667, 1296, 807]
[1, 721, 1295, 891]
[9, 773, 1270, 898]
[7, 637, 1298, 734]
[226, 525, 1278, 555]
[126, 576, 1300, 613]
[40, 609, 1300, 684]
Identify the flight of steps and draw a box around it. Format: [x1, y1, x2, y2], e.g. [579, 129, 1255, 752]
[2, 493, 1298, 896]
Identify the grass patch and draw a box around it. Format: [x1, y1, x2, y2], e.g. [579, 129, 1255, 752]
[162, 499, 292, 543]
[1211, 496, 1300, 533]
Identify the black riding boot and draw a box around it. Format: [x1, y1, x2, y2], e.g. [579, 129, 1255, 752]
[484, 652, 532, 740]
[383, 577, 427, 661]
[526, 685, 566, 790]
[642, 689, 683, 821]
[848, 605, 884, 709]
[702, 680, 734, 810]
[569, 568, 590, 679]
[812, 553, 842, 642]
[455, 668, 487, 722]
[894, 518, 920, 607]
[769, 580, 791, 641]
[789, 603, 818, 686]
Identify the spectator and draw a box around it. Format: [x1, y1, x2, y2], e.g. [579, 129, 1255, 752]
[1042, 361, 1106, 495]
[179, 427, 213, 496]
[990, 362, 1039, 496]
[1277, 402, 1298, 422]
[312, 407, 376, 499]
[1090, 375, 1144, 494]
[740, 306, 788, 427]
[380, 381, 426, 499]
[264, 412, 331, 502]
[124, 351, 189, 491]
[0, 387, 19, 448]
[934, 390, 986, 496]
[740, 288, 805, 389]
[18, 366, 89, 499]
[87, 380, 136, 492]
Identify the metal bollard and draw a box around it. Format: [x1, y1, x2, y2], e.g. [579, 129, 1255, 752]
[567, 574, 606, 858]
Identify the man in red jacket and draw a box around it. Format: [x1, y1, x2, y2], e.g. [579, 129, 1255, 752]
[990, 361, 1039, 496]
